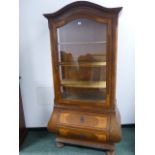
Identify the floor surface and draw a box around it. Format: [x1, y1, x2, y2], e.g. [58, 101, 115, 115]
[20, 127, 135, 155]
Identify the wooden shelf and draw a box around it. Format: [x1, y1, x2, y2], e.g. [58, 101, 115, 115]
[58, 41, 106, 45]
[59, 62, 106, 67]
[61, 80, 106, 88]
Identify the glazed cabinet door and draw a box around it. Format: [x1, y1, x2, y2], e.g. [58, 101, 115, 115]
[54, 18, 111, 108]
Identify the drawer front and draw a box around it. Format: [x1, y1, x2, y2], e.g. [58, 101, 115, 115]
[59, 127, 107, 142]
[58, 112, 108, 130]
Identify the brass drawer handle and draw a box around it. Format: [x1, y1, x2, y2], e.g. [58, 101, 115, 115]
[80, 116, 85, 123]
[79, 133, 86, 139]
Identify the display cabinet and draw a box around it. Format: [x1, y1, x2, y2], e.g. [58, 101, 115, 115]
[44, 1, 122, 155]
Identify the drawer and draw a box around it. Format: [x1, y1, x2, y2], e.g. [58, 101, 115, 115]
[58, 111, 108, 130]
[59, 127, 107, 142]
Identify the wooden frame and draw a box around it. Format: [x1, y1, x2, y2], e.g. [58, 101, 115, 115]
[44, 2, 122, 109]
[44, 1, 122, 155]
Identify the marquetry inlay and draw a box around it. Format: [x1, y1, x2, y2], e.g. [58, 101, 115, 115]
[59, 112, 108, 130]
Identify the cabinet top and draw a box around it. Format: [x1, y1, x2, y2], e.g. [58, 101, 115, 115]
[43, 1, 122, 19]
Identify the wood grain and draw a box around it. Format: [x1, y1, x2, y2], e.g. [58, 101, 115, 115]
[44, 1, 122, 154]
[59, 112, 108, 130]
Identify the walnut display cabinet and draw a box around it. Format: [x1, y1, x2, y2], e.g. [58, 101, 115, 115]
[44, 1, 122, 155]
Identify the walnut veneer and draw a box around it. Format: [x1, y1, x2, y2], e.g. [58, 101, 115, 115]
[44, 1, 122, 155]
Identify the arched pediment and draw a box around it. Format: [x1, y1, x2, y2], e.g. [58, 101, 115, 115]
[44, 1, 122, 19]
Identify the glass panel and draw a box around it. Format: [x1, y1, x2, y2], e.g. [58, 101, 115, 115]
[57, 19, 107, 101]
[61, 87, 106, 101]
